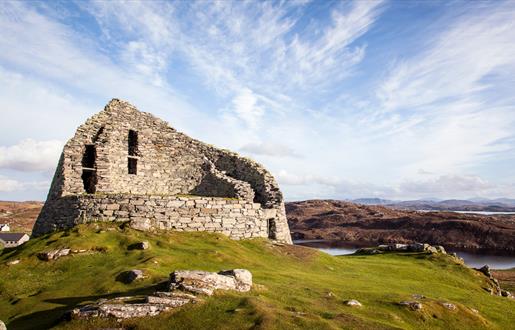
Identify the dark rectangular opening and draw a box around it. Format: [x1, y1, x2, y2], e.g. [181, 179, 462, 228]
[128, 158, 137, 175]
[267, 218, 276, 240]
[82, 145, 96, 168]
[82, 170, 97, 194]
[128, 130, 138, 156]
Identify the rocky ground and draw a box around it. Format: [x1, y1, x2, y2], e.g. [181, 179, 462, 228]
[286, 199, 515, 254]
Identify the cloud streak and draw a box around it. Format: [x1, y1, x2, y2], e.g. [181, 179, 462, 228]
[0, 139, 63, 172]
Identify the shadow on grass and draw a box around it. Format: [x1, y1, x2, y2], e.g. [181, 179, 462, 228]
[7, 281, 168, 330]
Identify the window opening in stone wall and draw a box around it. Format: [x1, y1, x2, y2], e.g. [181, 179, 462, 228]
[81, 144, 97, 193]
[128, 158, 137, 175]
[82, 170, 97, 194]
[128, 130, 138, 156]
[82, 145, 96, 168]
[267, 218, 277, 240]
[128, 130, 139, 175]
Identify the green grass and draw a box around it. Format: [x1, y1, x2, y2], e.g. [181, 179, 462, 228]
[0, 223, 514, 329]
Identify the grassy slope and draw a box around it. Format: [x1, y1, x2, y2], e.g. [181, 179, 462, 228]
[0, 224, 513, 330]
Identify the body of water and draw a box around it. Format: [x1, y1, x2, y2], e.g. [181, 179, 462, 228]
[418, 210, 515, 215]
[294, 240, 515, 270]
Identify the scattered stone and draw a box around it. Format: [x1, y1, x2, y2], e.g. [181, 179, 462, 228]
[7, 259, 20, 265]
[70, 302, 170, 319]
[218, 269, 253, 292]
[478, 265, 491, 277]
[355, 248, 383, 255]
[470, 308, 479, 314]
[476, 265, 503, 295]
[67, 268, 253, 321]
[153, 291, 197, 300]
[434, 245, 446, 254]
[426, 246, 438, 254]
[399, 301, 423, 310]
[441, 302, 456, 310]
[407, 243, 427, 252]
[484, 287, 494, 295]
[37, 248, 71, 261]
[169, 269, 252, 296]
[0, 320, 5, 330]
[501, 290, 513, 298]
[325, 291, 335, 298]
[117, 270, 145, 284]
[361, 243, 447, 254]
[411, 294, 425, 300]
[130, 241, 150, 250]
[146, 295, 193, 307]
[344, 299, 362, 307]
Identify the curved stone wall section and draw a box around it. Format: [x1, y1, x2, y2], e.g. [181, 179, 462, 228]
[36, 194, 271, 240]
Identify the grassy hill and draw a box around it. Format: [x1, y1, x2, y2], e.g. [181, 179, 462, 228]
[1, 223, 514, 329]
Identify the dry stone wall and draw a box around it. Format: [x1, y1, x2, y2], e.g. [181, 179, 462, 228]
[36, 194, 271, 240]
[33, 99, 292, 243]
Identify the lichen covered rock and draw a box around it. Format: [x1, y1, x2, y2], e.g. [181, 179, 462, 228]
[169, 269, 253, 296]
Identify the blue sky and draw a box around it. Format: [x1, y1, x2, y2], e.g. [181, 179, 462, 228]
[1, 0, 515, 201]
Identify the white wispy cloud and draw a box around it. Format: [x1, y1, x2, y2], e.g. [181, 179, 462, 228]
[1, 1, 514, 201]
[0, 175, 48, 193]
[240, 142, 301, 158]
[0, 139, 63, 172]
[371, 2, 515, 177]
[82, 0, 383, 129]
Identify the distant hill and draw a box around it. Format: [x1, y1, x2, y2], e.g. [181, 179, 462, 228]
[287, 199, 515, 253]
[352, 198, 515, 212]
[351, 198, 395, 205]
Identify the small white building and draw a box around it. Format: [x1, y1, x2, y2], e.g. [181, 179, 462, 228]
[0, 224, 10, 232]
[0, 233, 29, 248]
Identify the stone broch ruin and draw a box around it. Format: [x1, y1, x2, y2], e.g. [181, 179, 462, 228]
[33, 99, 292, 243]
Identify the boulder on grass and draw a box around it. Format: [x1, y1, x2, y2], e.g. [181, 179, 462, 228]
[169, 269, 253, 295]
[399, 301, 423, 311]
[344, 299, 362, 307]
[129, 241, 150, 250]
[0, 320, 6, 330]
[117, 270, 145, 284]
[37, 248, 71, 261]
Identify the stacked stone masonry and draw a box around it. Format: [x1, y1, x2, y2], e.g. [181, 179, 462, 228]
[33, 99, 292, 243]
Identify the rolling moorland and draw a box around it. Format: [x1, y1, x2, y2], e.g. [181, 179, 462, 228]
[286, 200, 515, 254]
[0, 200, 514, 329]
[1, 223, 514, 329]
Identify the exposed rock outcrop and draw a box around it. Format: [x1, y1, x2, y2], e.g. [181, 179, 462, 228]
[355, 243, 448, 255]
[37, 248, 71, 261]
[441, 302, 457, 310]
[169, 269, 253, 296]
[67, 269, 252, 321]
[117, 270, 145, 284]
[475, 264, 507, 296]
[399, 301, 423, 310]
